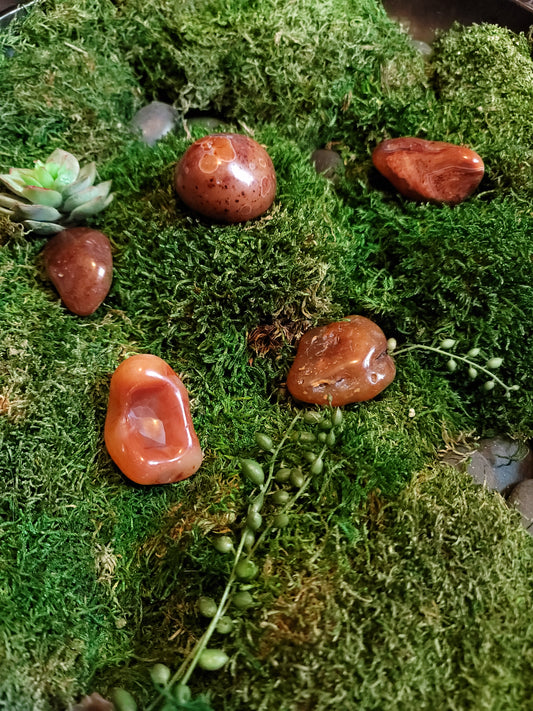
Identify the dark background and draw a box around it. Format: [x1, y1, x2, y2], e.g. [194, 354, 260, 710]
[382, 0, 533, 41]
[2, 0, 533, 39]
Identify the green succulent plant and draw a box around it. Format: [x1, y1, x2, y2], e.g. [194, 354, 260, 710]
[0, 149, 113, 235]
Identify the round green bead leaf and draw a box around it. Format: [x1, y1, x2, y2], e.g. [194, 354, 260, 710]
[232, 591, 254, 609]
[240, 459, 265, 486]
[198, 648, 229, 671]
[235, 559, 259, 580]
[111, 688, 137, 711]
[254, 432, 274, 451]
[150, 663, 171, 686]
[198, 596, 218, 617]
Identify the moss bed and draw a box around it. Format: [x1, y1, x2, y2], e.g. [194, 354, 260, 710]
[1, 1, 533, 709]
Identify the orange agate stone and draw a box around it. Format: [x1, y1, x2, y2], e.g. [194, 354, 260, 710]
[104, 354, 203, 485]
[175, 133, 276, 222]
[286, 316, 396, 406]
[372, 137, 484, 205]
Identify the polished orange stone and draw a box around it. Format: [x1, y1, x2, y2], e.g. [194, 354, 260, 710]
[175, 133, 276, 222]
[286, 315, 396, 406]
[104, 354, 203, 485]
[43, 227, 113, 316]
[372, 137, 484, 205]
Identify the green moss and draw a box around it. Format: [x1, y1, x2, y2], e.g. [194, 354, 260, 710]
[0, 0, 141, 164]
[332, 186, 533, 432]
[113, 0, 432, 148]
[429, 23, 533, 195]
[204, 465, 533, 710]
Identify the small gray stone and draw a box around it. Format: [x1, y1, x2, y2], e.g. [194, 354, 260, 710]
[507, 480, 533, 536]
[442, 436, 532, 495]
[310, 148, 343, 181]
[474, 437, 532, 495]
[185, 116, 229, 133]
[410, 39, 433, 58]
[131, 101, 180, 146]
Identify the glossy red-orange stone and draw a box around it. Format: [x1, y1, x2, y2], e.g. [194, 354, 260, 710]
[372, 137, 484, 205]
[43, 227, 113, 316]
[286, 316, 396, 406]
[104, 354, 203, 485]
[175, 133, 276, 222]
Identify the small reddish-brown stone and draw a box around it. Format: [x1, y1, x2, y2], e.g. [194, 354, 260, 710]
[286, 315, 396, 406]
[104, 354, 203, 485]
[43, 227, 113, 316]
[175, 133, 276, 222]
[372, 137, 484, 205]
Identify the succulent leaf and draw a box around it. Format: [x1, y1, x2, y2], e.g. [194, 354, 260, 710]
[0, 173, 27, 196]
[63, 180, 112, 213]
[68, 192, 113, 220]
[0, 193, 20, 210]
[20, 185, 63, 208]
[62, 162, 97, 199]
[22, 220, 66, 235]
[46, 149, 80, 185]
[1, 150, 112, 232]
[12, 168, 45, 187]
[33, 165, 56, 189]
[12, 202, 63, 222]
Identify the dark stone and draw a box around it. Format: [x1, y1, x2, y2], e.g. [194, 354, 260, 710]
[0, 1, 37, 30]
[72, 693, 114, 711]
[443, 436, 533, 496]
[507, 480, 533, 536]
[310, 149, 343, 181]
[185, 116, 230, 133]
[131, 101, 180, 146]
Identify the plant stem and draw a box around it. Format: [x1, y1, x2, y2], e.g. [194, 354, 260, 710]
[393, 344, 512, 392]
[147, 410, 303, 708]
[249, 444, 327, 558]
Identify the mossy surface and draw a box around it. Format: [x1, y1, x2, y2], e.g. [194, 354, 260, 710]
[0, 1, 532, 709]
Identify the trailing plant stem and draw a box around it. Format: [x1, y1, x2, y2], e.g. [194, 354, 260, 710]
[394, 344, 513, 393]
[147, 411, 304, 708]
[249, 444, 328, 559]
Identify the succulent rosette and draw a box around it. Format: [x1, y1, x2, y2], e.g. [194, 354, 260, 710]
[0, 149, 113, 235]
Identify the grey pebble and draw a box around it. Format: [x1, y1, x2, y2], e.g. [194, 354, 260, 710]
[131, 101, 180, 146]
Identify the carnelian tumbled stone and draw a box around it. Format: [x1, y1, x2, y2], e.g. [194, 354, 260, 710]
[372, 137, 484, 205]
[43, 227, 113, 316]
[286, 316, 396, 406]
[175, 133, 276, 222]
[104, 354, 203, 485]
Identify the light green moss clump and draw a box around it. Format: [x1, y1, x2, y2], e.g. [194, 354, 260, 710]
[205, 465, 533, 710]
[0, 0, 140, 164]
[113, 0, 432, 149]
[430, 22, 533, 194]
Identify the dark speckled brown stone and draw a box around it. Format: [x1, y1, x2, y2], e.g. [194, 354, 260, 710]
[372, 137, 484, 205]
[43, 227, 112, 316]
[174, 133, 276, 222]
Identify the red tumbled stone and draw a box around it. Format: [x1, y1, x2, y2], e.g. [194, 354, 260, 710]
[43, 227, 113, 316]
[372, 137, 484, 205]
[175, 133, 276, 222]
[286, 315, 396, 406]
[104, 354, 203, 485]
